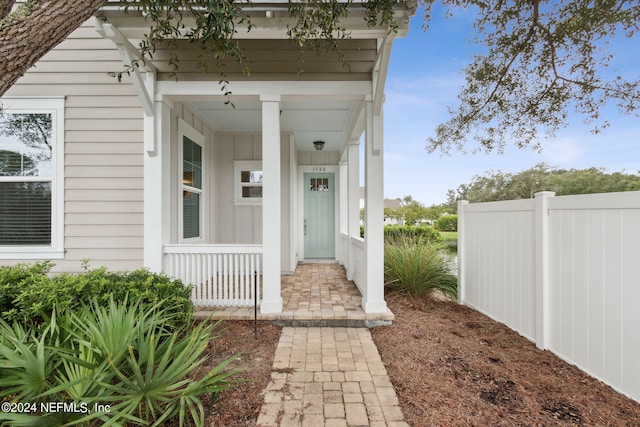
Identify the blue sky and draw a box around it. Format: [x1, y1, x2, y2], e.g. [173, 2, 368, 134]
[382, 7, 640, 205]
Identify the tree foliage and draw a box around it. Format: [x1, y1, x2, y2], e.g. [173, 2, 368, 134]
[423, 0, 640, 153]
[395, 195, 428, 225]
[447, 163, 640, 205]
[1, 1, 638, 152]
[0, 0, 403, 97]
[383, 197, 450, 225]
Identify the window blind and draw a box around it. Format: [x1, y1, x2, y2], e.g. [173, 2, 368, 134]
[0, 182, 51, 245]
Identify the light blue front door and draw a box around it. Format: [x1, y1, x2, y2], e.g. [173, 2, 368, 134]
[304, 173, 335, 258]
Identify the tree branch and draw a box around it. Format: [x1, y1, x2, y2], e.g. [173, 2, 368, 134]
[535, 20, 633, 101]
[0, 0, 107, 97]
[440, 0, 541, 142]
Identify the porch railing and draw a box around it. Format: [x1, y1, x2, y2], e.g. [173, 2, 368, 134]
[163, 244, 262, 307]
[339, 232, 365, 296]
[350, 236, 365, 295]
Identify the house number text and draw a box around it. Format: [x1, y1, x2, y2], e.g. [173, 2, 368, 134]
[311, 167, 327, 172]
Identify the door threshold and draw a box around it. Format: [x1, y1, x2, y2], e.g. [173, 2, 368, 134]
[301, 259, 336, 264]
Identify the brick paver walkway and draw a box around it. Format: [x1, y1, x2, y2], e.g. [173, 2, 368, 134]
[195, 263, 394, 325]
[256, 327, 408, 427]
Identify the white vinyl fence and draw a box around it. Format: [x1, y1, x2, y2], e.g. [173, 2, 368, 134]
[458, 191, 640, 403]
[164, 245, 262, 307]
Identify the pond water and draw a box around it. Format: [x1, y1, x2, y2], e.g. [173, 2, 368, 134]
[441, 251, 459, 277]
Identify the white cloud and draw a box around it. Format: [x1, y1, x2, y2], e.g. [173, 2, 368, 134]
[541, 138, 585, 164]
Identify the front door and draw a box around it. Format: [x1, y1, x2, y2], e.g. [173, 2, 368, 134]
[304, 173, 335, 258]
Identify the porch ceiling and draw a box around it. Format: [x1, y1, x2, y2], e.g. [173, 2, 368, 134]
[187, 98, 361, 152]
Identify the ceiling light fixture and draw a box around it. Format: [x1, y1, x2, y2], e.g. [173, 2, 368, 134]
[313, 140, 325, 151]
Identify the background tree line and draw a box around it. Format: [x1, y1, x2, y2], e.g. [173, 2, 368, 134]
[382, 196, 450, 226]
[384, 163, 640, 223]
[445, 163, 640, 211]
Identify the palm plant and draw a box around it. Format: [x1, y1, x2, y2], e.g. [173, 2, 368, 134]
[0, 299, 240, 426]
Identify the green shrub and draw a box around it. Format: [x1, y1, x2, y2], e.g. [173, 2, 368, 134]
[384, 225, 442, 243]
[384, 236, 457, 299]
[434, 214, 458, 232]
[0, 299, 239, 426]
[0, 262, 193, 328]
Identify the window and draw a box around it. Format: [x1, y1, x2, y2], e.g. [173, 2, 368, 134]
[309, 177, 330, 191]
[234, 160, 262, 205]
[179, 120, 205, 241]
[0, 98, 64, 258]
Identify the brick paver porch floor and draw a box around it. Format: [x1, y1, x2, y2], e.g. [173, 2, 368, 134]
[194, 262, 394, 326]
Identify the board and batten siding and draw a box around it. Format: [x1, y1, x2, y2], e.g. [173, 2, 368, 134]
[3, 18, 144, 272]
[214, 132, 293, 272]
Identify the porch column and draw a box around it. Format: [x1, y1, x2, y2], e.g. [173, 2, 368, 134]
[363, 101, 387, 313]
[346, 140, 360, 280]
[339, 158, 348, 265]
[143, 100, 171, 272]
[260, 95, 283, 313]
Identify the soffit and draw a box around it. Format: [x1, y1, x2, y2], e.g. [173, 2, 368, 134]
[149, 38, 378, 82]
[186, 98, 360, 152]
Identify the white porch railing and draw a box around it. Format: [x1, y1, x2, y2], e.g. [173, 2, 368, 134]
[350, 236, 365, 295]
[339, 232, 366, 296]
[163, 245, 262, 307]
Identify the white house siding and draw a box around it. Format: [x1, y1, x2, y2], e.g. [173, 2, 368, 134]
[3, 19, 144, 273]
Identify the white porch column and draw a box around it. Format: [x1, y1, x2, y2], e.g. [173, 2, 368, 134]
[143, 100, 171, 272]
[346, 140, 360, 280]
[260, 95, 283, 313]
[339, 158, 348, 265]
[363, 101, 387, 313]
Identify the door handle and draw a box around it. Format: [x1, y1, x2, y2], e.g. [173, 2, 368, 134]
[304, 219, 307, 236]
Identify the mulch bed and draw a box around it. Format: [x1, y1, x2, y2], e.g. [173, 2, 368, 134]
[195, 294, 640, 426]
[371, 293, 640, 426]
[201, 321, 281, 426]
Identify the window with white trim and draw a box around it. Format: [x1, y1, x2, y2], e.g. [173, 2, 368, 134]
[178, 120, 205, 241]
[0, 98, 64, 258]
[234, 160, 262, 206]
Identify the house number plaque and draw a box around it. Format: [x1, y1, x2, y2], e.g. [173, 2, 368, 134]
[311, 167, 327, 172]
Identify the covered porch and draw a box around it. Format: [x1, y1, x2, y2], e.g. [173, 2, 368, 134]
[149, 89, 389, 316]
[94, 6, 412, 317]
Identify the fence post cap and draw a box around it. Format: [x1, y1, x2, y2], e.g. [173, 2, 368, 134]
[534, 191, 556, 198]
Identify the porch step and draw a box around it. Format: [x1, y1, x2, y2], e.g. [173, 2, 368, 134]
[193, 307, 394, 328]
[269, 318, 392, 328]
